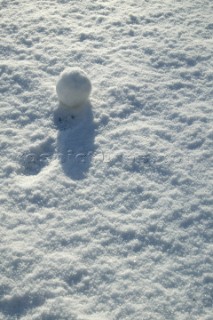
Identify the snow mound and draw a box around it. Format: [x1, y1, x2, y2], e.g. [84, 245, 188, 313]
[56, 68, 92, 108]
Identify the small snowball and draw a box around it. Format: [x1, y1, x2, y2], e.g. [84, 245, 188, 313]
[56, 68, 92, 108]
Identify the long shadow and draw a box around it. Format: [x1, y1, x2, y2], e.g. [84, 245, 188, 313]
[54, 101, 96, 180]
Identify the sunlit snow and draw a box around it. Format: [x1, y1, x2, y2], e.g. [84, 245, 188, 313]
[0, 0, 212, 319]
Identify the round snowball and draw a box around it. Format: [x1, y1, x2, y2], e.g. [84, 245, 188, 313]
[56, 68, 92, 108]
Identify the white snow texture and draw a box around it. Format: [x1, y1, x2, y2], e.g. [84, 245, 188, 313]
[56, 68, 92, 108]
[0, 0, 213, 320]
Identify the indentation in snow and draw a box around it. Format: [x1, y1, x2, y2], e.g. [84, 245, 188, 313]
[21, 137, 55, 176]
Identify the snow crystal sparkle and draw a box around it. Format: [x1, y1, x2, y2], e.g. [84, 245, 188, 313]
[56, 68, 92, 108]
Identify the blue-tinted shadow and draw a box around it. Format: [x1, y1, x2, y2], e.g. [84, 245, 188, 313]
[54, 101, 96, 180]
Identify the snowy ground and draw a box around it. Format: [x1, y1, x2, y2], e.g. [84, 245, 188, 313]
[0, 0, 213, 319]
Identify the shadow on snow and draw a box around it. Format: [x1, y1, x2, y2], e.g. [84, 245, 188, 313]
[54, 101, 96, 180]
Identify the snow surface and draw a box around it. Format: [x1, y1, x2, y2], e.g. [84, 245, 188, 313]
[56, 68, 92, 108]
[0, 0, 213, 319]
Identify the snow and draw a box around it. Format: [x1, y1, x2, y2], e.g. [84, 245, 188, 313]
[0, 0, 213, 319]
[56, 68, 92, 108]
